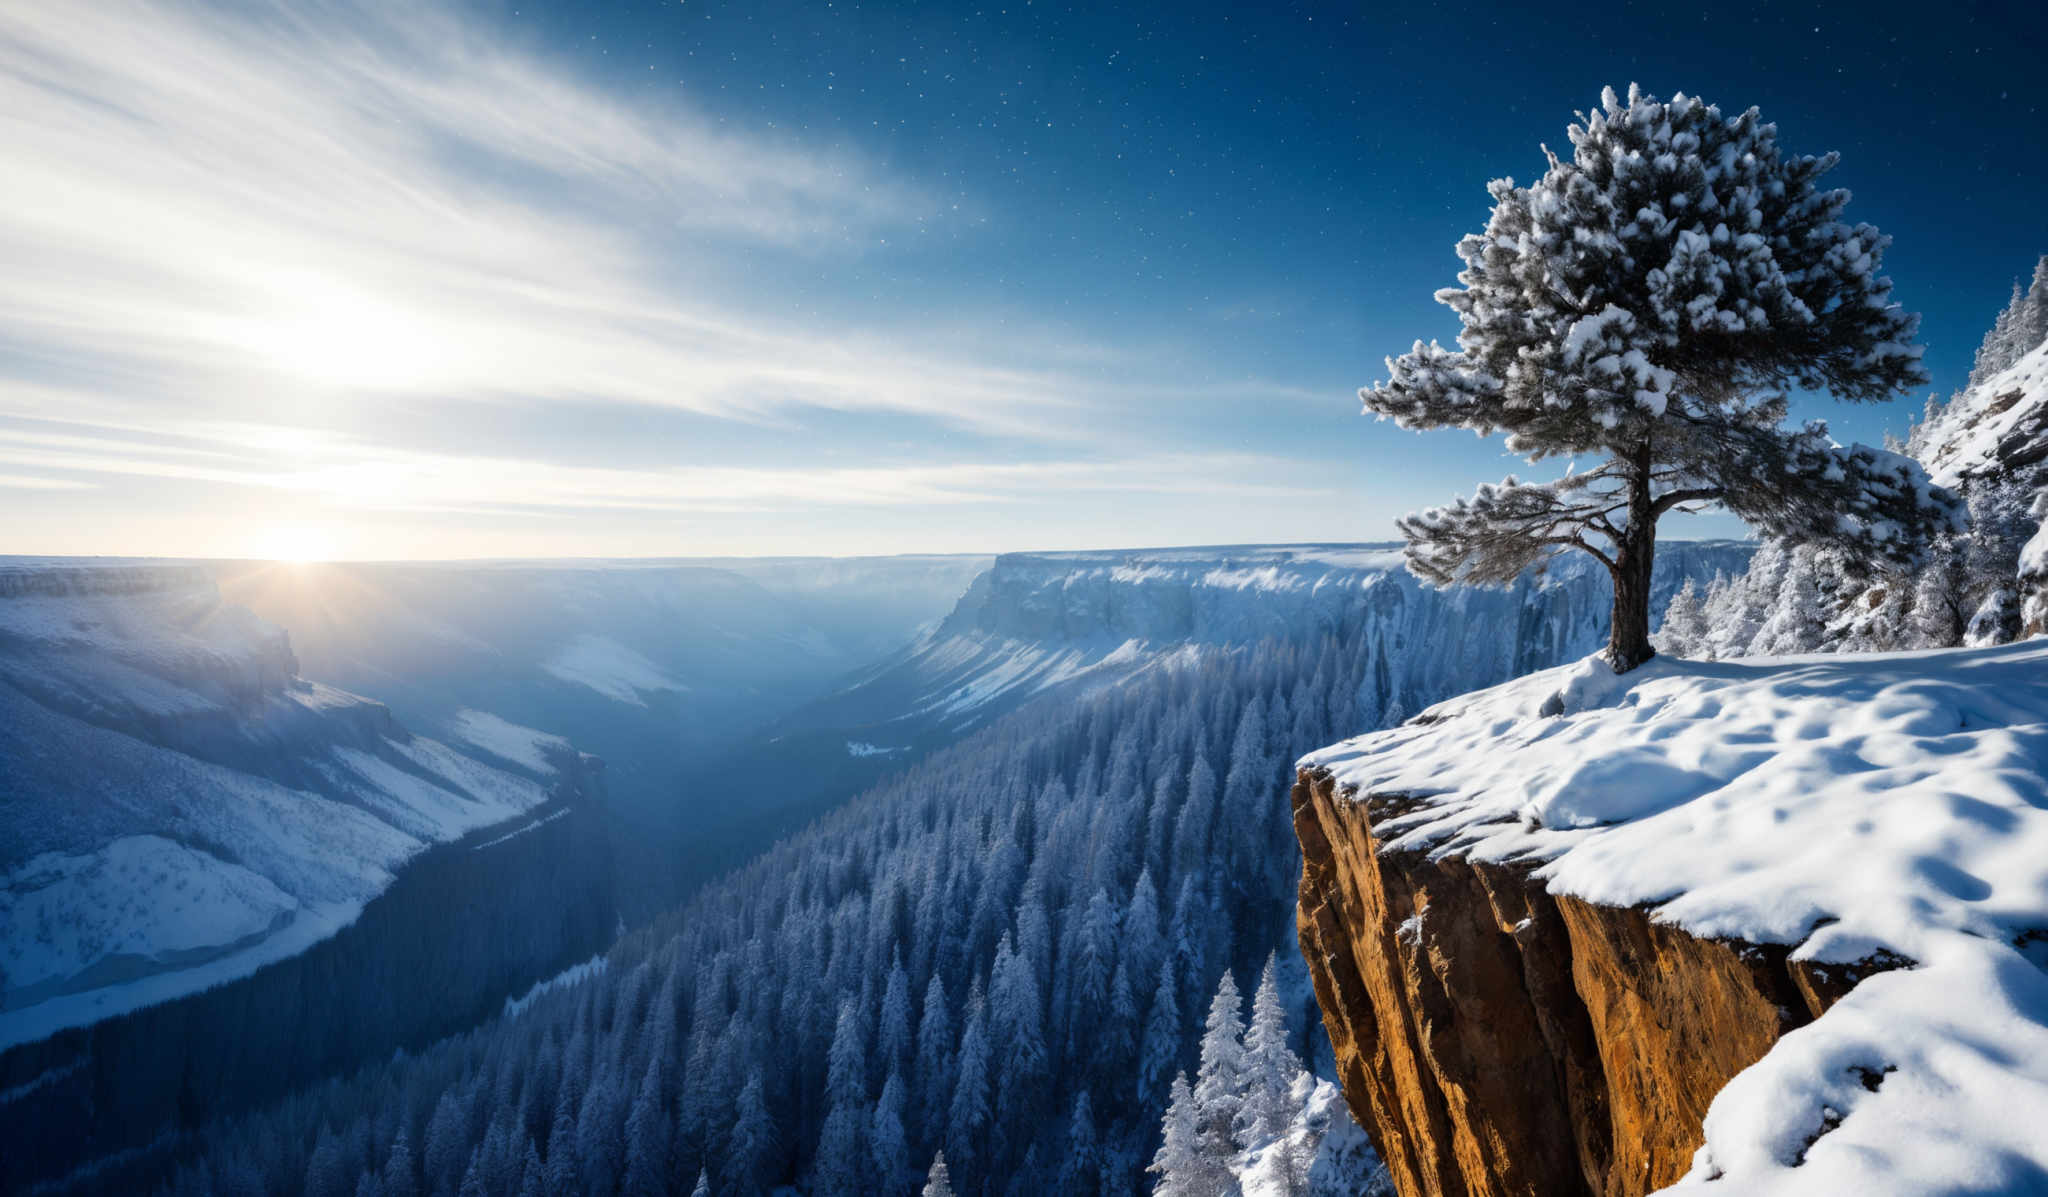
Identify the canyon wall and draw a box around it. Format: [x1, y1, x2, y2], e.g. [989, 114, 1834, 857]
[1292, 767, 1887, 1197]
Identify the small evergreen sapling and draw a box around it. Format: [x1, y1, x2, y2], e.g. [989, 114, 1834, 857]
[1364, 85, 1960, 671]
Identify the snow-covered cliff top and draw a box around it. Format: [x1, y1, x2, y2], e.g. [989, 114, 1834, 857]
[1303, 641, 2048, 1194]
[943, 543, 1752, 645]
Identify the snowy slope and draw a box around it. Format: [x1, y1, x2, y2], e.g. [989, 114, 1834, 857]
[1304, 642, 2048, 1194]
[1917, 339, 2048, 488]
[0, 563, 584, 1050]
[209, 556, 986, 830]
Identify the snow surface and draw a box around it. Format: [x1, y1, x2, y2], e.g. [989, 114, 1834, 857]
[448, 708, 569, 774]
[1920, 339, 2048, 488]
[501, 953, 608, 1020]
[1303, 641, 2048, 1194]
[845, 740, 907, 758]
[0, 570, 563, 1050]
[541, 632, 684, 705]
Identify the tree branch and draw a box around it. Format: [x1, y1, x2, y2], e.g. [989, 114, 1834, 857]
[1652, 487, 1723, 516]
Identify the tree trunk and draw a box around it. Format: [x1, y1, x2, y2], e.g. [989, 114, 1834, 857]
[1605, 446, 1658, 672]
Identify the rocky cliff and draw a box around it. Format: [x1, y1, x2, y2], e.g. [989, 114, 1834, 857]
[1290, 648, 2048, 1197]
[1293, 768, 1890, 1197]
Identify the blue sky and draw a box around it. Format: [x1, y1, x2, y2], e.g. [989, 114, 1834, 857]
[2, 0, 2043, 559]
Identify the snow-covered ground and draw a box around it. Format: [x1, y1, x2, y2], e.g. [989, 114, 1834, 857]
[501, 952, 608, 1020]
[0, 567, 569, 1050]
[1305, 641, 2048, 1194]
[1918, 340, 2048, 489]
[540, 632, 685, 705]
[449, 708, 574, 774]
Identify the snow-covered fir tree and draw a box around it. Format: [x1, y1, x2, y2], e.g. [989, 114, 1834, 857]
[1152, 968, 1383, 1197]
[1748, 547, 1826, 656]
[1960, 255, 2048, 391]
[1149, 1073, 1224, 1197]
[1192, 970, 1248, 1162]
[1714, 252, 2048, 660]
[1365, 85, 1957, 670]
[1654, 577, 1710, 657]
[1237, 954, 1306, 1148]
[922, 1152, 956, 1197]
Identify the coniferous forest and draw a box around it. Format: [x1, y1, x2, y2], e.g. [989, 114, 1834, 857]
[149, 628, 1393, 1197]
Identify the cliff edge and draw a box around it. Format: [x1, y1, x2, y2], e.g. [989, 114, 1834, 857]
[1292, 644, 2048, 1196]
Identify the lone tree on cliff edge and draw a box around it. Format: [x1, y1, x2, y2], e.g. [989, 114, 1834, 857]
[1366, 85, 1961, 671]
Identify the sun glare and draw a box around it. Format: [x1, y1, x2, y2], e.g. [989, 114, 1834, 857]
[253, 525, 339, 564]
[242, 275, 442, 390]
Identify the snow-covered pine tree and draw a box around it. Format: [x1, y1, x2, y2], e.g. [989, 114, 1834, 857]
[914, 974, 955, 1138]
[1748, 546, 1826, 656]
[1969, 280, 2030, 389]
[380, 1130, 418, 1197]
[725, 1072, 776, 1194]
[1149, 1072, 1223, 1197]
[1656, 576, 1709, 658]
[1058, 1090, 1101, 1194]
[1834, 573, 1909, 654]
[1960, 479, 2036, 647]
[813, 1103, 869, 1197]
[1907, 555, 1964, 648]
[871, 1072, 913, 1197]
[826, 996, 868, 1111]
[542, 1100, 576, 1196]
[1236, 954, 1304, 1149]
[2007, 255, 2039, 362]
[621, 1056, 674, 1197]
[922, 1152, 956, 1197]
[879, 957, 914, 1083]
[1191, 971, 1247, 1163]
[945, 983, 991, 1177]
[303, 1128, 350, 1197]
[1706, 541, 1785, 658]
[1364, 85, 1958, 672]
[1138, 957, 1184, 1103]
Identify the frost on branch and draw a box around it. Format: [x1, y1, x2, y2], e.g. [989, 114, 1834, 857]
[1398, 474, 1609, 587]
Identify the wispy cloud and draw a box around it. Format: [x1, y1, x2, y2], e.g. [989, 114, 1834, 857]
[0, 0, 1341, 555]
[0, 411, 1328, 516]
[0, 0, 1086, 431]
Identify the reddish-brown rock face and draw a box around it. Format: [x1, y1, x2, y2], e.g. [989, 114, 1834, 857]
[1292, 766, 1890, 1197]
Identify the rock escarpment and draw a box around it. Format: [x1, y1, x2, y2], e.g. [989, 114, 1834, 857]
[1290, 645, 2048, 1196]
[1292, 769, 1891, 1197]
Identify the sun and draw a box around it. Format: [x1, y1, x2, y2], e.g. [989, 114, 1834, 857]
[252, 524, 339, 564]
[240, 274, 441, 390]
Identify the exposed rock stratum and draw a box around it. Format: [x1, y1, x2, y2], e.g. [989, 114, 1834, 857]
[1292, 767, 1889, 1197]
